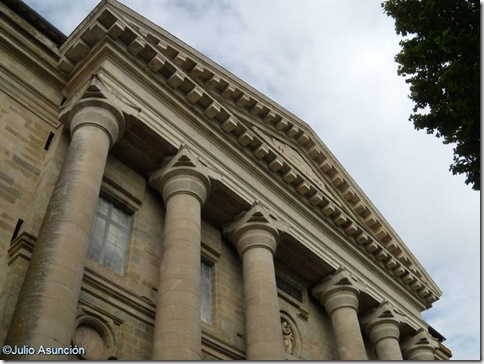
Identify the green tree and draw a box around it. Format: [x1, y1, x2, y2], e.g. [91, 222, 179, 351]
[382, 0, 480, 190]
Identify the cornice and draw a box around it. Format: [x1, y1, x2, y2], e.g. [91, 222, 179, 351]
[0, 2, 65, 84]
[1, 0, 66, 46]
[56, 2, 440, 307]
[0, 64, 61, 128]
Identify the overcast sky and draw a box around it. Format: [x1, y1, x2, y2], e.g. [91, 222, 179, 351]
[24, 0, 480, 360]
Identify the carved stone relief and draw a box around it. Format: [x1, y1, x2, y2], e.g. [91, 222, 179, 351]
[281, 319, 295, 355]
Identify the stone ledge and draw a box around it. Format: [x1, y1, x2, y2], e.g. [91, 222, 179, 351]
[8, 232, 156, 326]
[202, 329, 245, 360]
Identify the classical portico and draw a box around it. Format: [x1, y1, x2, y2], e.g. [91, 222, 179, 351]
[0, 0, 452, 360]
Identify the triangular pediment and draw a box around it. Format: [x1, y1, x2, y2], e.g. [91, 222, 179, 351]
[57, 0, 441, 307]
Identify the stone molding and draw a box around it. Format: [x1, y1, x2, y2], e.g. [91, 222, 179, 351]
[68, 98, 124, 147]
[82, 266, 156, 326]
[223, 201, 287, 257]
[401, 328, 439, 360]
[312, 268, 366, 314]
[8, 232, 35, 265]
[7, 233, 157, 326]
[59, 75, 138, 148]
[361, 301, 406, 344]
[54, 1, 440, 306]
[0, 65, 61, 128]
[201, 330, 245, 360]
[149, 145, 211, 205]
[73, 306, 121, 360]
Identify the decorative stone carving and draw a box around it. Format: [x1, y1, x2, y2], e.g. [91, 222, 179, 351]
[74, 324, 105, 358]
[281, 319, 295, 355]
[72, 307, 119, 360]
[224, 201, 287, 257]
[312, 267, 366, 315]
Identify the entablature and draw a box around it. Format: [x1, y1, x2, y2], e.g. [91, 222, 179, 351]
[0, 2, 66, 128]
[0, 1, 65, 86]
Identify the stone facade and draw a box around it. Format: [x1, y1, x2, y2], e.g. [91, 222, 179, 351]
[0, 0, 451, 360]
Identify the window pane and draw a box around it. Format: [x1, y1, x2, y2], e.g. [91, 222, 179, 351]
[88, 196, 131, 275]
[97, 198, 110, 217]
[201, 261, 212, 323]
[88, 216, 106, 261]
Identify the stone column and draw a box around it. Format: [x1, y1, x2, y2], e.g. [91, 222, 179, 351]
[224, 202, 286, 360]
[401, 328, 438, 360]
[361, 301, 405, 360]
[312, 268, 368, 360]
[149, 147, 211, 360]
[3, 95, 127, 359]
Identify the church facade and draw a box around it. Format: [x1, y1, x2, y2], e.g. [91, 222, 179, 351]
[0, 0, 451, 360]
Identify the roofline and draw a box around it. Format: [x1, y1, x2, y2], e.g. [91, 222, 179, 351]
[1, 0, 67, 46]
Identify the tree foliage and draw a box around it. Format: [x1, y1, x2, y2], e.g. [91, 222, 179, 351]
[382, 0, 480, 190]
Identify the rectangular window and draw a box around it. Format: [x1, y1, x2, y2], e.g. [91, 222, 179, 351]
[201, 261, 212, 323]
[276, 275, 303, 302]
[88, 197, 132, 275]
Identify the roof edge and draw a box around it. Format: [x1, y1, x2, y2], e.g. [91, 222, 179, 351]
[2, 0, 67, 46]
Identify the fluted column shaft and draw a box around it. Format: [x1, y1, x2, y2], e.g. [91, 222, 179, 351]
[225, 203, 285, 360]
[313, 269, 367, 360]
[3, 98, 125, 359]
[149, 149, 210, 360]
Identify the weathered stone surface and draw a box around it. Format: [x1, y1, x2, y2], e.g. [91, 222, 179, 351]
[312, 268, 368, 360]
[149, 147, 210, 360]
[0, 0, 450, 361]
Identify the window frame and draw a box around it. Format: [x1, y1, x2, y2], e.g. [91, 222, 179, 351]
[88, 185, 135, 276]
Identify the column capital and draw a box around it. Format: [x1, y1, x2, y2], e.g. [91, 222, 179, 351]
[361, 301, 406, 343]
[312, 268, 366, 314]
[401, 328, 439, 360]
[223, 202, 287, 257]
[149, 146, 211, 205]
[60, 75, 137, 148]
